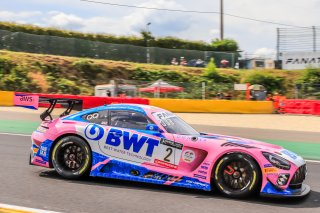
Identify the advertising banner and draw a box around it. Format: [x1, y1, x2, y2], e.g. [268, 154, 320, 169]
[282, 52, 320, 70]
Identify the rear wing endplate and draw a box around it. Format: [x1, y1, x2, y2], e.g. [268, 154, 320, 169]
[39, 98, 83, 121]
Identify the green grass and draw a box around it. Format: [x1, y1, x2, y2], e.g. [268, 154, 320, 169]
[263, 139, 320, 160]
[0, 50, 304, 98]
[0, 119, 40, 135]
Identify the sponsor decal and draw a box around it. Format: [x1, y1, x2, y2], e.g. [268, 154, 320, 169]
[39, 146, 47, 157]
[105, 128, 159, 157]
[142, 172, 181, 182]
[86, 113, 99, 120]
[176, 135, 207, 142]
[194, 174, 206, 180]
[85, 124, 104, 141]
[154, 159, 178, 169]
[286, 57, 320, 65]
[84, 125, 184, 166]
[182, 149, 195, 163]
[263, 167, 279, 174]
[198, 170, 207, 175]
[160, 138, 183, 149]
[153, 111, 176, 127]
[281, 149, 298, 160]
[14, 94, 39, 110]
[35, 158, 47, 165]
[186, 180, 208, 187]
[221, 142, 257, 149]
[264, 164, 273, 168]
[282, 52, 320, 70]
[154, 139, 183, 168]
[201, 165, 209, 170]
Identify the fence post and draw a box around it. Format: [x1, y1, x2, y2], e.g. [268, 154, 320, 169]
[312, 26, 317, 52]
[276, 28, 280, 61]
[202, 82, 206, 100]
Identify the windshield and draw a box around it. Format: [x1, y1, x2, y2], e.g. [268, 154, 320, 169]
[152, 111, 199, 135]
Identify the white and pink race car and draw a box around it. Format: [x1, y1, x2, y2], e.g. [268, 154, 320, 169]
[30, 102, 310, 198]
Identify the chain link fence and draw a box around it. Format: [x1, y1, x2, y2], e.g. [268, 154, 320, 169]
[97, 80, 245, 100]
[295, 84, 320, 99]
[0, 29, 236, 67]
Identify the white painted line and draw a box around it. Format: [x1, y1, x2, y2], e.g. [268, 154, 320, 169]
[0, 132, 31, 137]
[0, 203, 60, 213]
[306, 159, 320, 164]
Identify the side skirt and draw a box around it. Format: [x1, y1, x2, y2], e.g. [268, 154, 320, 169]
[90, 152, 211, 191]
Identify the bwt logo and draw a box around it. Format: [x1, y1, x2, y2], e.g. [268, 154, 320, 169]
[84, 124, 159, 157]
[85, 124, 104, 141]
[106, 128, 159, 157]
[20, 96, 33, 102]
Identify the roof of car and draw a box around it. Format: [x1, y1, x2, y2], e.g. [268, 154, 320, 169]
[63, 104, 166, 121]
[98, 103, 164, 112]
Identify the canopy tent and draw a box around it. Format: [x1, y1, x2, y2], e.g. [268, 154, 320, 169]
[139, 79, 184, 93]
[249, 84, 266, 91]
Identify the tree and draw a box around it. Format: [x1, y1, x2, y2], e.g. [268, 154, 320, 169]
[203, 58, 217, 77]
[140, 30, 155, 46]
[243, 71, 286, 93]
[301, 67, 320, 84]
[211, 39, 239, 51]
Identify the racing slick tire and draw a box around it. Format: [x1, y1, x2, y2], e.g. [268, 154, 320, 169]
[213, 153, 261, 198]
[51, 136, 91, 179]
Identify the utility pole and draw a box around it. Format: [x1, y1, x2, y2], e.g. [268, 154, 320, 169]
[146, 22, 151, 63]
[220, 0, 224, 40]
[312, 26, 316, 52]
[276, 28, 280, 61]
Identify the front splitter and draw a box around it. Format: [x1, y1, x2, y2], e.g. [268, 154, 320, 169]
[260, 184, 311, 198]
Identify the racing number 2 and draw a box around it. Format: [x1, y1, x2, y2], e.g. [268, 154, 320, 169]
[164, 147, 173, 162]
[153, 139, 183, 169]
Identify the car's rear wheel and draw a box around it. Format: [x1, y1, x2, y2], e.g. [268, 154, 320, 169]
[213, 153, 261, 198]
[51, 136, 91, 179]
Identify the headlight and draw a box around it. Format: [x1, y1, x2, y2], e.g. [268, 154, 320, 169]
[37, 126, 48, 133]
[262, 152, 291, 170]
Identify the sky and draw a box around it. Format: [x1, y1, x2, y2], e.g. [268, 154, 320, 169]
[0, 0, 319, 58]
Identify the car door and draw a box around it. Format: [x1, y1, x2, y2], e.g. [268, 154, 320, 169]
[106, 110, 183, 171]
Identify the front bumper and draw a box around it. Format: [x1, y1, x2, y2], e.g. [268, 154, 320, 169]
[260, 184, 310, 198]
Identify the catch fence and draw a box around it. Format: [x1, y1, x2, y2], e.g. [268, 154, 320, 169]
[0, 29, 236, 67]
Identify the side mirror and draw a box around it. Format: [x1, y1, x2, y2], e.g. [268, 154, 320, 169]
[146, 124, 161, 132]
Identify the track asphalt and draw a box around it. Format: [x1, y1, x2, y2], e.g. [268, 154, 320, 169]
[0, 133, 319, 213]
[0, 110, 319, 213]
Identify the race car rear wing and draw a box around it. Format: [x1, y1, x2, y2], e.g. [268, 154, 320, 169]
[39, 97, 83, 121]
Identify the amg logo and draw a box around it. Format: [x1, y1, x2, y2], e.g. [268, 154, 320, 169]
[286, 57, 320, 64]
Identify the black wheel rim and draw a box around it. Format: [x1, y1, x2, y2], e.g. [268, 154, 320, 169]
[221, 160, 253, 191]
[57, 143, 85, 171]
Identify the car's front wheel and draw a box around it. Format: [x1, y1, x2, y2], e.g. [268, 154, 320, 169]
[213, 153, 261, 198]
[51, 136, 91, 179]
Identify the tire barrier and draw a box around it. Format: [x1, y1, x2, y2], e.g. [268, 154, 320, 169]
[282, 99, 320, 115]
[149, 99, 274, 114]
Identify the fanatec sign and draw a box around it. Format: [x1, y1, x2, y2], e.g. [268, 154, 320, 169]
[282, 52, 320, 70]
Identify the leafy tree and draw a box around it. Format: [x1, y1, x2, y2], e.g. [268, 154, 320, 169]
[243, 71, 286, 93]
[211, 39, 239, 51]
[202, 58, 237, 83]
[301, 67, 320, 84]
[140, 30, 155, 46]
[72, 59, 103, 85]
[0, 66, 40, 92]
